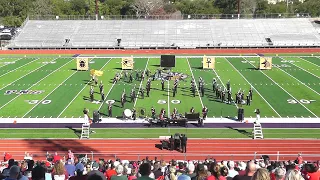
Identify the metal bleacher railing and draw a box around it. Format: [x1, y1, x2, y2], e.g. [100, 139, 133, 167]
[28, 13, 311, 21]
[9, 152, 320, 162]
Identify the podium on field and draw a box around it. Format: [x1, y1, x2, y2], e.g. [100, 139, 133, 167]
[122, 56, 134, 70]
[76, 58, 89, 71]
[259, 57, 272, 70]
[202, 55, 215, 69]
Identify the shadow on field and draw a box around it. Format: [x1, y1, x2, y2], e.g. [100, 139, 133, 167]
[247, 67, 258, 70]
[22, 138, 99, 160]
[71, 68, 78, 71]
[151, 65, 160, 67]
[114, 67, 123, 70]
[66, 126, 82, 138]
[226, 126, 252, 138]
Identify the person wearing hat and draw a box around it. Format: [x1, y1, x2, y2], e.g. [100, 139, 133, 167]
[4, 165, 21, 180]
[69, 163, 87, 180]
[87, 162, 106, 180]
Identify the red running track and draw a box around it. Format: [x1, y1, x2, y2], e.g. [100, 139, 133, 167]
[1, 139, 320, 162]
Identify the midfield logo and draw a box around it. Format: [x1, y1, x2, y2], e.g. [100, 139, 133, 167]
[5, 90, 45, 95]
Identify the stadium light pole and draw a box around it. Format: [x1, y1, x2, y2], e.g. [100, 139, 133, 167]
[237, 0, 240, 19]
[95, 0, 99, 20]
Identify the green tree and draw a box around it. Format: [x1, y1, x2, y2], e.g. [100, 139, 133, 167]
[296, 0, 320, 17]
[176, 0, 220, 14]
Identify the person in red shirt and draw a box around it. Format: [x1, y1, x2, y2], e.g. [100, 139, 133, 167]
[4, 152, 12, 162]
[105, 164, 117, 180]
[53, 152, 61, 163]
[306, 164, 320, 180]
[296, 153, 303, 165]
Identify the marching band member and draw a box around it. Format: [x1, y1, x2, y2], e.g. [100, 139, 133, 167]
[190, 107, 195, 114]
[202, 106, 208, 120]
[172, 108, 177, 119]
[151, 107, 156, 119]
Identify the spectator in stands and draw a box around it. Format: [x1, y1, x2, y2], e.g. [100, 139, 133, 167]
[24, 153, 32, 161]
[186, 163, 196, 179]
[191, 164, 207, 180]
[274, 168, 286, 180]
[227, 161, 238, 178]
[2, 159, 15, 177]
[84, 163, 91, 175]
[285, 170, 304, 180]
[169, 166, 177, 180]
[237, 162, 246, 176]
[69, 163, 87, 180]
[152, 163, 162, 179]
[177, 175, 191, 180]
[4, 165, 20, 180]
[233, 161, 256, 180]
[128, 169, 137, 180]
[296, 154, 303, 165]
[32, 165, 46, 180]
[24, 160, 35, 179]
[67, 151, 74, 164]
[51, 161, 67, 180]
[44, 166, 52, 180]
[4, 153, 12, 162]
[252, 168, 270, 180]
[64, 160, 75, 177]
[137, 163, 153, 180]
[53, 153, 61, 164]
[305, 163, 320, 180]
[105, 164, 117, 180]
[110, 165, 127, 180]
[176, 163, 186, 176]
[87, 162, 106, 180]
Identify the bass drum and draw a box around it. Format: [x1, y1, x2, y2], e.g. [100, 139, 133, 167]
[123, 109, 133, 118]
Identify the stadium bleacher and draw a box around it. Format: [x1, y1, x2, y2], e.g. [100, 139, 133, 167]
[9, 18, 320, 49]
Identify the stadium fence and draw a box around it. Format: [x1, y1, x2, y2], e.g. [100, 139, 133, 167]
[28, 13, 310, 21]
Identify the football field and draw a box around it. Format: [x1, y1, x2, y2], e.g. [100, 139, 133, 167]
[0, 55, 319, 119]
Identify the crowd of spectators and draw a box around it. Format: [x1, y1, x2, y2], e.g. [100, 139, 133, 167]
[1, 151, 320, 180]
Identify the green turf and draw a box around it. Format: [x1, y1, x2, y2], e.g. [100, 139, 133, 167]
[0, 128, 319, 139]
[0, 55, 319, 118]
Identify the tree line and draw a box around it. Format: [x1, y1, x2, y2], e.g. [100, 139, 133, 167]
[0, 0, 319, 27]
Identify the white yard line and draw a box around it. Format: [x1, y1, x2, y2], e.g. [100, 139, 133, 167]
[57, 58, 112, 118]
[296, 57, 320, 68]
[186, 58, 204, 108]
[224, 58, 282, 118]
[0, 58, 59, 92]
[280, 57, 320, 79]
[98, 69, 123, 111]
[244, 57, 318, 118]
[22, 71, 78, 118]
[0, 58, 24, 68]
[211, 59, 239, 109]
[0, 58, 72, 111]
[277, 57, 320, 96]
[134, 58, 150, 107]
[0, 58, 40, 78]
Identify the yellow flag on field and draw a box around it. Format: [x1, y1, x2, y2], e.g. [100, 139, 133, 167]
[202, 55, 215, 69]
[90, 69, 104, 77]
[94, 70, 103, 76]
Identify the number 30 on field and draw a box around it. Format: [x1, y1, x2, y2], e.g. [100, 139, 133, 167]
[26, 100, 51, 105]
[287, 99, 315, 104]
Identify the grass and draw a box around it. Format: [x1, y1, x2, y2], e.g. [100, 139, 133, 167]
[0, 55, 319, 118]
[0, 128, 319, 139]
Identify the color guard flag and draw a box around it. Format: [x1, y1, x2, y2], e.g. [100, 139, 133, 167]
[122, 56, 134, 70]
[259, 57, 272, 70]
[202, 55, 215, 69]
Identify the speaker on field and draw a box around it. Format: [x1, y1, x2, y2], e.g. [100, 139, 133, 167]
[160, 55, 175, 68]
[93, 110, 101, 123]
[237, 108, 244, 121]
